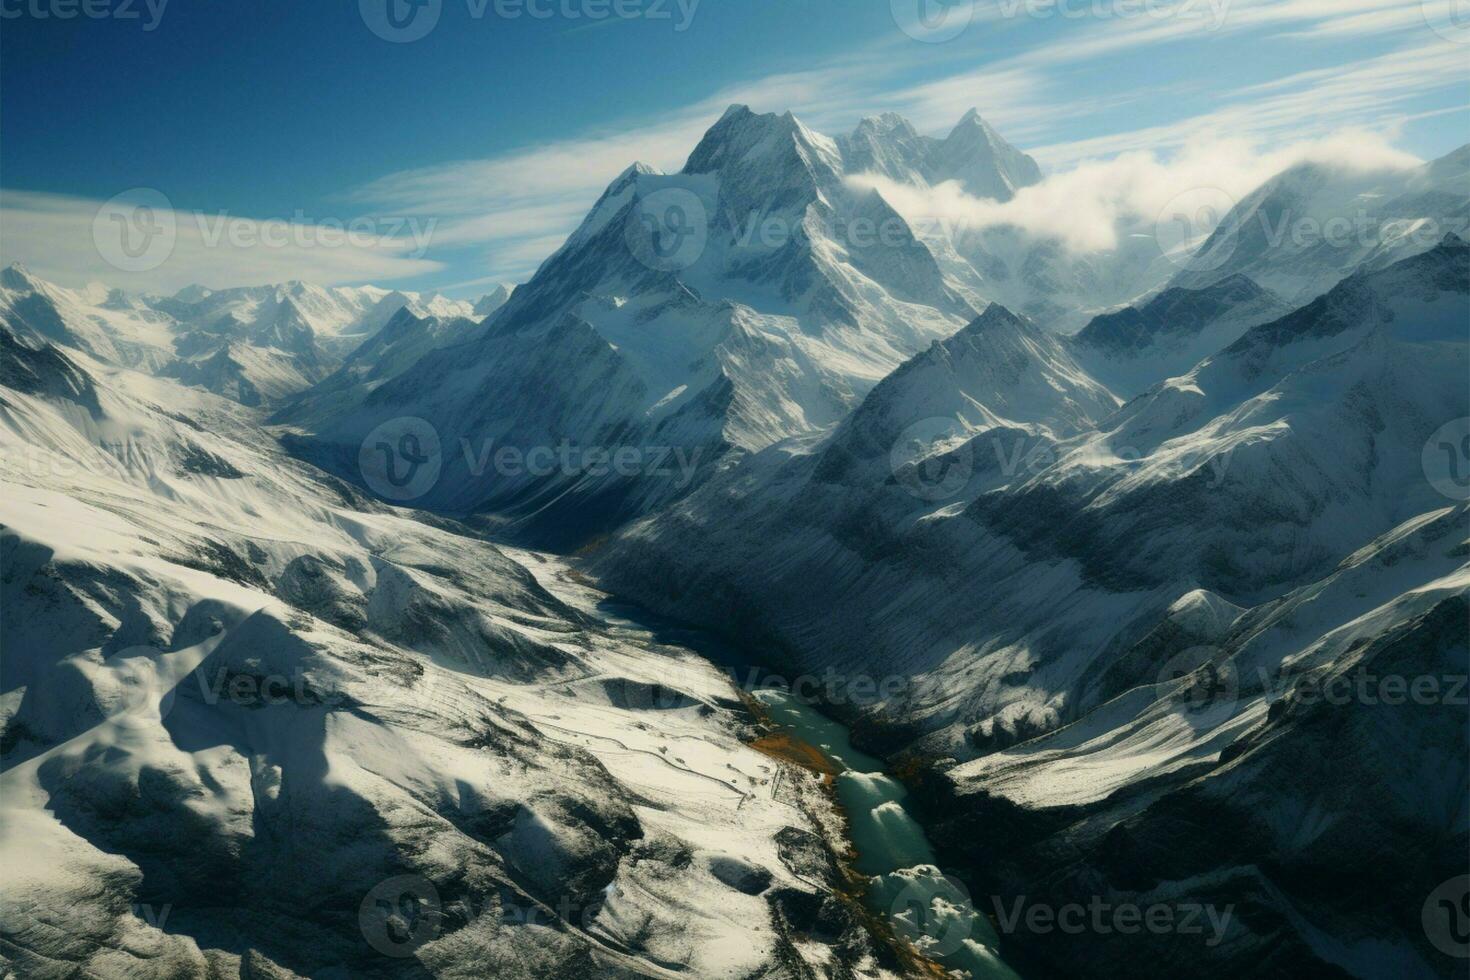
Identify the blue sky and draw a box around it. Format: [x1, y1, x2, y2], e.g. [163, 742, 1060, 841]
[2, 0, 1467, 297]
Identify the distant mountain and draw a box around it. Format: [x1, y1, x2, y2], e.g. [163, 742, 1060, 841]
[162, 339, 331, 407]
[836, 108, 1042, 202]
[152, 280, 473, 360]
[0, 263, 173, 370]
[1169, 144, 1470, 304]
[817, 303, 1119, 496]
[473, 282, 516, 317]
[271, 306, 484, 426]
[0, 268, 474, 407]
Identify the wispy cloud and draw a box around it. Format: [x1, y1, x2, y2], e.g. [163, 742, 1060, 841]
[1033, 39, 1470, 165]
[350, 63, 892, 282]
[851, 129, 1422, 253]
[0, 190, 442, 294]
[7, 2, 1459, 293]
[979, 0, 1437, 67]
[346, 3, 1466, 287]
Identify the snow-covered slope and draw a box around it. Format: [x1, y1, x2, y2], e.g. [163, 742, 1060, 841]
[928, 505, 1468, 978]
[161, 338, 333, 407]
[836, 109, 1042, 203]
[286, 105, 1011, 546]
[1169, 144, 1470, 305]
[599, 233, 1468, 730]
[0, 263, 176, 371]
[0, 325, 902, 979]
[1067, 274, 1292, 397]
[591, 237, 1470, 976]
[0, 269, 477, 408]
[270, 307, 485, 427]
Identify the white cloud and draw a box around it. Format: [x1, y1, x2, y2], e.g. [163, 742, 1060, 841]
[347, 60, 935, 283]
[4, 3, 1460, 293]
[850, 130, 1423, 253]
[1032, 39, 1470, 166]
[343, 4, 1465, 287]
[0, 190, 443, 294]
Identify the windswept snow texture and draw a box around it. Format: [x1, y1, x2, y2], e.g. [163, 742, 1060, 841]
[0, 326, 899, 979]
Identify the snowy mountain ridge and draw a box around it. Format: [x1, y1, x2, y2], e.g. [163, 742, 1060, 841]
[591, 235, 1470, 977]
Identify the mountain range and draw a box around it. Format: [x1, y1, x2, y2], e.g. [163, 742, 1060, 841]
[2, 103, 1467, 980]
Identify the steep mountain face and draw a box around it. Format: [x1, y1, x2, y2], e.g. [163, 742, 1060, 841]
[340, 288, 479, 355]
[1169, 144, 1470, 305]
[825, 305, 1119, 472]
[288, 105, 1026, 546]
[163, 339, 331, 407]
[0, 326, 899, 979]
[591, 238, 1470, 977]
[1067, 274, 1292, 396]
